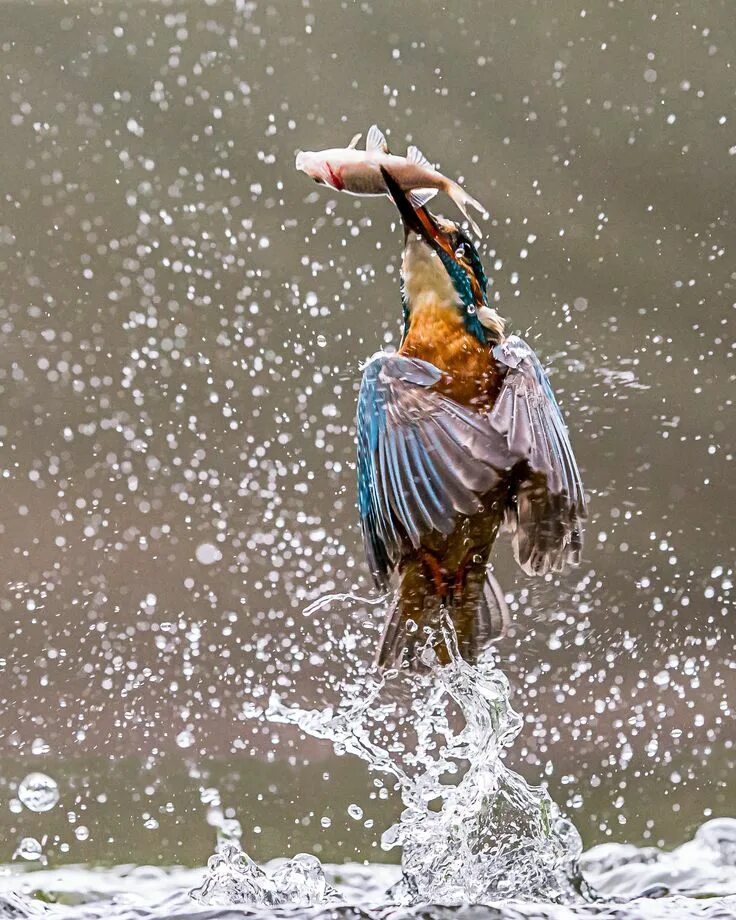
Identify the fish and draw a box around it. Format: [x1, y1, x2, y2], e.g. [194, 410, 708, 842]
[295, 124, 487, 237]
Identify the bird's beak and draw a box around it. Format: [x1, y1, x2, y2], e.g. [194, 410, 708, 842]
[381, 166, 487, 310]
[380, 166, 457, 264]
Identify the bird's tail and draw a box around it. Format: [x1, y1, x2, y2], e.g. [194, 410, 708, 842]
[445, 180, 487, 239]
[375, 558, 509, 671]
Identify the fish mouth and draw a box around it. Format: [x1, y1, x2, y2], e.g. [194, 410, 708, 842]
[380, 166, 457, 263]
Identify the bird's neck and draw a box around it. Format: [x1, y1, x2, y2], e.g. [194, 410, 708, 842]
[400, 248, 505, 346]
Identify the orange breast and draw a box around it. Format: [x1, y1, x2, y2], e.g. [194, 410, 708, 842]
[399, 302, 504, 409]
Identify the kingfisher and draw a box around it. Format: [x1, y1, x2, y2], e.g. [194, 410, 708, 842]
[356, 168, 586, 669]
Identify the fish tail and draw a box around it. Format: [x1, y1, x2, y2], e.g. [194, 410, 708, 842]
[445, 180, 487, 238]
[375, 555, 509, 671]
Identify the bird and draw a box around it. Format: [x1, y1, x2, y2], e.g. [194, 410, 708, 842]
[356, 167, 586, 670]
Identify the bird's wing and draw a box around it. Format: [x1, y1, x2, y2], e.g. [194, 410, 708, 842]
[357, 352, 515, 590]
[490, 335, 586, 575]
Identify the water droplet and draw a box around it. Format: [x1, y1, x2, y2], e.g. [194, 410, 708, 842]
[195, 542, 222, 565]
[200, 787, 221, 807]
[320, 816, 331, 828]
[454, 244, 466, 259]
[14, 837, 44, 861]
[176, 729, 195, 749]
[347, 804, 363, 820]
[74, 825, 90, 841]
[18, 772, 59, 812]
[316, 334, 327, 348]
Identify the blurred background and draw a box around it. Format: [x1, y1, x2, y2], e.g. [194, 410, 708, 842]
[0, 0, 733, 868]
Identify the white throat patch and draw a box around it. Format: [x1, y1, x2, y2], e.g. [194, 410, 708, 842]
[401, 236, 461, 310]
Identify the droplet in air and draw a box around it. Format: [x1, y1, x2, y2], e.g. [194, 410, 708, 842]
[14, 837, 44, 862]
[195, 543, 222, 565]
[18, 772, 59, 813]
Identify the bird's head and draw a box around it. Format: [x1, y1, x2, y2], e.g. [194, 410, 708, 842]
[381, 167, 504, 343]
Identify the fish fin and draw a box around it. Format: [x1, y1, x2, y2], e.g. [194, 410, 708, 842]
[407, 144, 433, 170]
[445, 181, 488, 238]
[408, 188, 439, 209]
[348, 132, 362, 149]
[367, 124, 389, 153]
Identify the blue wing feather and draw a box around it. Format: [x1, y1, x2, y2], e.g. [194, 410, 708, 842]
[491, 335, 586, 574]
[356, 341, 585, 587]
[356, 352, 508, 588]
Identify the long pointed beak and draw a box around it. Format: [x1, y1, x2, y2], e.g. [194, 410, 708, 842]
[381, 165, 489, 310]
[380, 166, 457, 263]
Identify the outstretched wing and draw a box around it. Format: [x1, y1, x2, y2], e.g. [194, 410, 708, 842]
[357, 352, 514, 590]
[490, 335, 586, 575]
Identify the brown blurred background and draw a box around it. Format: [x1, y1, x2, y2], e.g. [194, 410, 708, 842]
[0, 0, 733, 867]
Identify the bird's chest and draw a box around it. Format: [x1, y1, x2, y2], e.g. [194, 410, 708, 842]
[399, 303, 504, 409]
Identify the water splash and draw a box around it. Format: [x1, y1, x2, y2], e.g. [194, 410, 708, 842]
[224, 610, 585, 907]
[190, 846, 339, 908]
[382, 621, 585, 904]
[3, 827, 736, 919]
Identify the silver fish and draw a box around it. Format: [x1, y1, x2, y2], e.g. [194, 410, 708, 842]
[295, 124, 487, 237]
